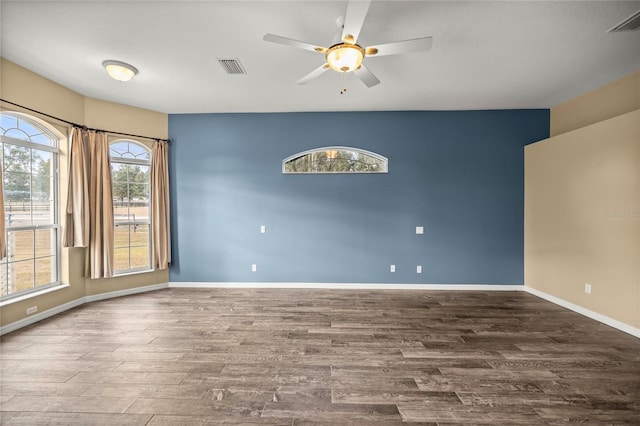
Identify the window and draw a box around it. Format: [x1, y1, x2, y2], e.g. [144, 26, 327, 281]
[110, 139, 151, 273]
[1, 112, 59, 299]
[283, 146, 388, 174]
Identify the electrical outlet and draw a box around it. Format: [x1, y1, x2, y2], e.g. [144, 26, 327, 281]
[251, 264, 257, 272]
[416, 226, 424, 235]
[390, 264, 396, 272]
[260, 225, 266, 234]
[585, 283, 592, 294]
[416, 265, 422, 274]
[26, 306, 38, 315]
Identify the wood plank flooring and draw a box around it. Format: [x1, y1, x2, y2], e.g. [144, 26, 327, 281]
[1, 288, 639, 425]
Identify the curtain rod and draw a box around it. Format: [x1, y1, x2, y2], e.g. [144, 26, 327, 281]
[0, 98, 170, 143]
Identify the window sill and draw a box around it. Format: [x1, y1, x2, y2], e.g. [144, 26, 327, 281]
[0, 283, 70, 307]
[112, 268, 155, 278]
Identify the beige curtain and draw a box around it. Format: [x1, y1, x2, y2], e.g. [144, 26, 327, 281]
[87, 131, 114, 278]
[63, 127, 90, 247]
[151, 140, 171, 269]
[0, 164, 6, 259]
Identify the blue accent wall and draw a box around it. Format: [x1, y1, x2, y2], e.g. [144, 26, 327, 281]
[168, 110, 549, 285]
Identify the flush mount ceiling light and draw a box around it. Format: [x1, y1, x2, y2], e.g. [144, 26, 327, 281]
[102, 60, 138, 82]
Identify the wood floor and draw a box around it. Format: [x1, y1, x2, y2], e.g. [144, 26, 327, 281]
[1, 288, 639, 425]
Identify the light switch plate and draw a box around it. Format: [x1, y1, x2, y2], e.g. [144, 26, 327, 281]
[390, 264, 396, 272]
[416, 265, 422, 273]
[251, 264, 257, 272]
[260, 225, 266, 234]
[416, 226, 424, 235]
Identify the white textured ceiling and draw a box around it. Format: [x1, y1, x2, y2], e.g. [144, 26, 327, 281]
[1, 1, 639, 114]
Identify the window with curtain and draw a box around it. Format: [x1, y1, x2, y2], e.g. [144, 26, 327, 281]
[0, 112, 59, 299]
[110, 139, 151, 273]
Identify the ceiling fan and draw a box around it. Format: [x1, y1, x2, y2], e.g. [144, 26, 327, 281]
[263, 0, 433, 90]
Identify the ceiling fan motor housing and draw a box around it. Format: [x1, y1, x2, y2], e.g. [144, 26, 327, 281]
[325, 43, 365, 72]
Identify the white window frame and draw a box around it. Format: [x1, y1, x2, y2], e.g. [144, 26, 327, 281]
[282, 146, 388, 174]
[0, 112, 60, 301]
[109, 139, 152, 275]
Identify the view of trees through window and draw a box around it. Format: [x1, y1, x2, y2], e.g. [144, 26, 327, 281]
[283, 147, 388, 174]
[1, 112, 58, 298]
[110, 140, 151, 273]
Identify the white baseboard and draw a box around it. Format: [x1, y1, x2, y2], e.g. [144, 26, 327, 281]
[0, 283, 168, 336]
[525, 286, 640, 338]
[0, 297, 86, 336]
[85, 283, 168, 303]
[168, 282, 524, 291]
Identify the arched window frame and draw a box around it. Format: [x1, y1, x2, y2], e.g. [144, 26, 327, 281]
[109, 138, 152, 274]
[0, 111, 61, 300]
[282, 146, 388, 174]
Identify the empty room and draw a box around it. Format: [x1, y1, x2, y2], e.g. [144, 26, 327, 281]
[0, 1, 639, 424]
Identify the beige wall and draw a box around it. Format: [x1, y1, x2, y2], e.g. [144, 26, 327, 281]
[551, 71, 640, 137]
[0, 58, 169, 328]
[526, 71, 640, 330]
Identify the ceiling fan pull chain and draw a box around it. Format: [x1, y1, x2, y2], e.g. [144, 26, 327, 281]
[340, 71, 348, 95]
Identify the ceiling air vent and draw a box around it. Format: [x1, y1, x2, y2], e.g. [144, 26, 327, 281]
[218, 58, 247, 75]
[608, 9, 640, 32]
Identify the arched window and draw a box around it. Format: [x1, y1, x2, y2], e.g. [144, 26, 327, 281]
[110, 139, 151, 273]
[283, 146, 388, 174]
[1, 112, 60, 299]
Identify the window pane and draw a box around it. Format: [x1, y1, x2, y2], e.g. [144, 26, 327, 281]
[131, 224, 150, 247]
[5, 196, 32, 227]
[33, 201, 54, 226]
[17, 119, 41, 137]
[35, 229, 55, 258]
[114, 205, 132, 224]
[3, 129, 30, 142]
[114, 224, 131, 248]
[17, 118, 55, 146]
[111, 162, 127, 183]
[283, 147, 388, 174]
[1, 113, 59, 299]
[128, 143, 150, 160]
[129, 183, 149, 201]
[0, 263, 7, 297]
[28, 133, 53, 145]
[35, 256, 56, 286]
[110, 140, 151, 274]
[110, 141, 128, 158]
[136, 164, 150, 176]
[131, 248, 150, 269]
[32, 150, 54, 226]
[3, 144, 31, 173]
[32, 151, 52, 196]
[4, 171, 31, 200]
[8, 230, 34, 262]
[9, 260, 34, 293]
[110, 141, 150, 160]
[114, 223, 150, 271]
[114, 247, 130, 271]
[130, 202, 149, 224]
[1, 114, 17, 132]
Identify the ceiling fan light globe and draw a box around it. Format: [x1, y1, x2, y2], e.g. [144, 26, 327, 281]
[326, 44, 364, 73]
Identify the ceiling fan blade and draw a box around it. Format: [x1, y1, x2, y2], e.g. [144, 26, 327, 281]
[296, 63, 331, 85]
[353, 64, 380, 88]
[365, 37, 433, 57]
[263, 34, 327, 53]
[341, 0, 371, 44]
